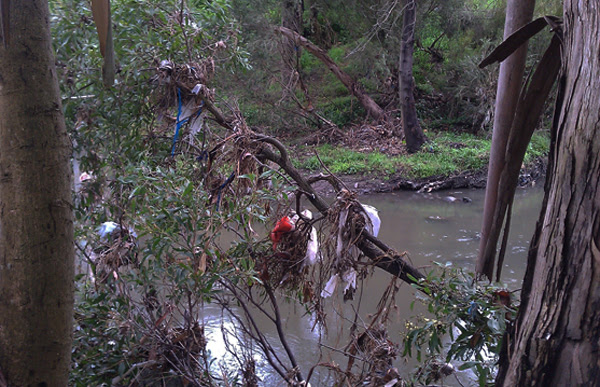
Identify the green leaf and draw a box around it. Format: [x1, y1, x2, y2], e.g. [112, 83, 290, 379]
[128, 185, 145, 200]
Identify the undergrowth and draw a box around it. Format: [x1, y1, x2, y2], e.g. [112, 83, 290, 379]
[404, 263, 518, 386]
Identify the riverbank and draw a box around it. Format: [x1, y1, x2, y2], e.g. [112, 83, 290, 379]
[289, 126, 549, 195]
[315, 156, 546, 195]
[307, 157, 546, 195]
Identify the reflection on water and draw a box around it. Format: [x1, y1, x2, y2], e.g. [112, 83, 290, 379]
[204, 186, 544, 385]
[371, 186, 543, 283]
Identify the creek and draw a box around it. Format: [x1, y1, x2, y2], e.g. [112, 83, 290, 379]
[202, 185, 545, 386]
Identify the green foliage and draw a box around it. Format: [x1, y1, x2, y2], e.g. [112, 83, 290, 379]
[327, 45, 346, 63]
[316, 95, 366, 127]
[51, 1, 259, 385]
[299, 49, 321, 72]
[71, 283, 138, 386]
[71, 159, 284, 385]
[404, 264, 517, 386]
[524, 131, 551, 163]
[218, 0, 561, 135]
[297, 130, 549, 179]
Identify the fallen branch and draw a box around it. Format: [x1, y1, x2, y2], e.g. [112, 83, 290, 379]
[274, 26, 385, 121]
[191, 88, 425, 285]
[255, 135, 425, 285]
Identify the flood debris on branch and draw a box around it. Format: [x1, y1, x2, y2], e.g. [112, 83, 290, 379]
[152, 60, 425, 287]
[139, 60, 430, 386]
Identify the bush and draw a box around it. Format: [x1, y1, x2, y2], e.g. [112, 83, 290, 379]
[404, 263, 518, 386]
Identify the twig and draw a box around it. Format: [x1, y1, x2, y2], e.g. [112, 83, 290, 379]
[319, 343, 367, 362]
[264, 283, 305, 384]
[454, 373, 467, 387]
[314, 150, 349, 192]
[111, 360, 158, 386]
[307, 172, 343, 192]
[218, 284, 291, 381]
[178, 0, 193, 62]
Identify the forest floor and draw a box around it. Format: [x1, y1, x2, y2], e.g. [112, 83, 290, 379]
[283, 123, 548, 195]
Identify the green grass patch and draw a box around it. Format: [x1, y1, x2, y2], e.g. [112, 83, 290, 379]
[316, 95, 366, 127]
[296, 130, 550, 179]
[524, 131, 551, 163]
[398, 131, 491, 178]
[298, 144, 396, 175]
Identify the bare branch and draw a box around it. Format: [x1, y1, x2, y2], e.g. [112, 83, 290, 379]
[274, 26, 386, 121]
[253, 135, 425, 285]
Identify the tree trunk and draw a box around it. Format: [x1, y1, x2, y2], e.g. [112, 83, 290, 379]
[496, 2, 600, 385]
[477, 0, 535, 280]
[0, 1, 74, 386]
[281, 0, 303, 87]
[397, 0, 425, 153]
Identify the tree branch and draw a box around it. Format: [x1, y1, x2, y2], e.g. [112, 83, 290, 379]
[185, 86, 425, 286]
[254, 135, 425, 285]
[274, 26, 385, 121]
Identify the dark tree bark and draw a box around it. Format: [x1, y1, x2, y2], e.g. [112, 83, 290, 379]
[0, 1, 74, 385]
[397, 0, 426, 153]
[477, 0, 535, 280]
[496, 2, 600, 385]
[281, 0, 303, 87]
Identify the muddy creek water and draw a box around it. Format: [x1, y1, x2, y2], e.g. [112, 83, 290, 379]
[203, 185, 544, 385]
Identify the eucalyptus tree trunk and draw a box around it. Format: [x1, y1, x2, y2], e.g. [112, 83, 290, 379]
[496, 2, 600, 385]
[281, 0, 303, 87]
[0, 1, 74, 385]
[397, 0, 425, 153]
[477, 0, 535, 280]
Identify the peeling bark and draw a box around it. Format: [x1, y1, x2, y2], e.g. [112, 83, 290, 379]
[483, 33, 562, 283]
[496, 2, 600, 385]
[477, 0, 535, 280]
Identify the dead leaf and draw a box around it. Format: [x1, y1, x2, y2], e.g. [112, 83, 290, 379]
[199, 252, 207, 274]
[480, 16, 561, 68]
[91, 0, 115, 86]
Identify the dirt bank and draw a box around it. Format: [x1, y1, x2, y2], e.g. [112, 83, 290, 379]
[308, 157, 546, 196]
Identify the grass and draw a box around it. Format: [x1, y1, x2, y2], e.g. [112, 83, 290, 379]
[524, 130, 551, 163]
[297, 143, 397, 175]
[398, 131, 492, 178]
[296, 130, 550, 179]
